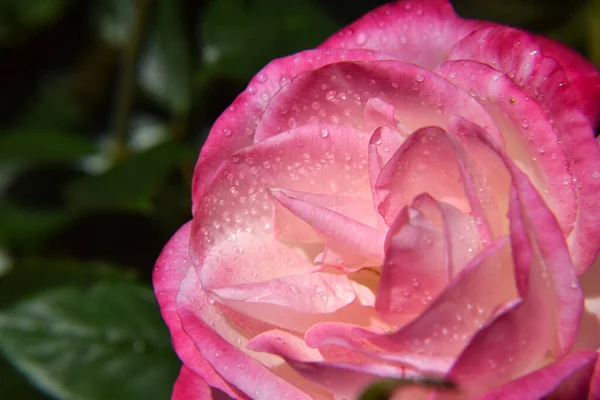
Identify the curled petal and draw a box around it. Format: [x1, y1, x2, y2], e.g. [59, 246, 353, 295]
[269, 188, 385, 263]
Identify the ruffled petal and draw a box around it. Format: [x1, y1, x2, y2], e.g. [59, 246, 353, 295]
[153, 222, 244, 398]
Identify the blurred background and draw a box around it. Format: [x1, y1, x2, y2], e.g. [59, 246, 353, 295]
[0, 0, 597, 398]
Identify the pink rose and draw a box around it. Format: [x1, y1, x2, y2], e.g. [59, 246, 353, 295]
[154, 0, 600, 398]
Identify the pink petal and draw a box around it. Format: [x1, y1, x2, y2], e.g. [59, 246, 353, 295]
[176, 269, 314, 400]
[446, 26, 600, 271]
[368, 126, 406, 220]
[189, 123, 373, 267]
[318, 0, 491, 69]
[376, 126, 495, 245]
[497, 139, 584, 355]
[377, 205, 449, 316]
[306, 238, 517, 373]
[249, 329, 419, 399]
[410, 194, 484, 278]
[535, 34, 600, 129]
[269, 188, 385, 263]
[253, 60, 500, 144]
[153, 222, 243, 398]
[209, 272, 371, 315]
[191, 48, 387, 208]
[172, 366, 217, 400]
[473, 350, 598, 400]
[590, 356, 600, 400]
[446, 177, 584, 397]
[437, 60, 576, 235]
[575, 254, 600, 352]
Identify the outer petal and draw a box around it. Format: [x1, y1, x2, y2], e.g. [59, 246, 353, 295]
[473, 350, 598, 400]
[575, 254, 600, 352]
[191, 48, 389, 208]
[535, 34, 600, 129]
[153, 222, 244, 398]
[446, 26, 600, 271]
[172, 366, 213, 400]
[318, 0, 490, 69]
[177, 269, 314, 400]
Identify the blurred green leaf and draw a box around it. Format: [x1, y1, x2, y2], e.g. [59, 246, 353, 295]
[0, 129, 94, 164]
[199, 0, 339, 82]
[0, 204, 71, 248]
[66, 140, 195, 212]
[0, 0, 74, 45]
[588, 0, 600, 66]
[93, 0, 135, 46]
[139, 0, 193, 114]
[0, 282, 180, 400]
[359, 377, 456, 400]
[0, 259, 135, 309]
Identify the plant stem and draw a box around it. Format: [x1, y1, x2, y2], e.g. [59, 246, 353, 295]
[113, 0, 153, 161]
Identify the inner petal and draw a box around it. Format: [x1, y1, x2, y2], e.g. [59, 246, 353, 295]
[254, 60, 501, 145]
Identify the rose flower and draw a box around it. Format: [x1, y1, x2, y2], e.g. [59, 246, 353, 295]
[154, 0, 600, 398]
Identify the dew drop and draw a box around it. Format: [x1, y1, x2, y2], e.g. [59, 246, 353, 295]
[356, 32, 368, 45]
[320, 128, 329, 138]
[256, 73, 268, 83]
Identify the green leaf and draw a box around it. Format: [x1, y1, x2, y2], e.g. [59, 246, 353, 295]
[0, 282, 180, 400]
[93, 0, 136, 46]
[139, 0, 193, 113]
[66, 140, 195, 212]
[0, 259, 135, 309]
[0, 204, 71, 248]
[199, 0, 339, 82]
[0, 129, 94, 164]
[0, 0, 75, 45]
[359, 377, 457, 400]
